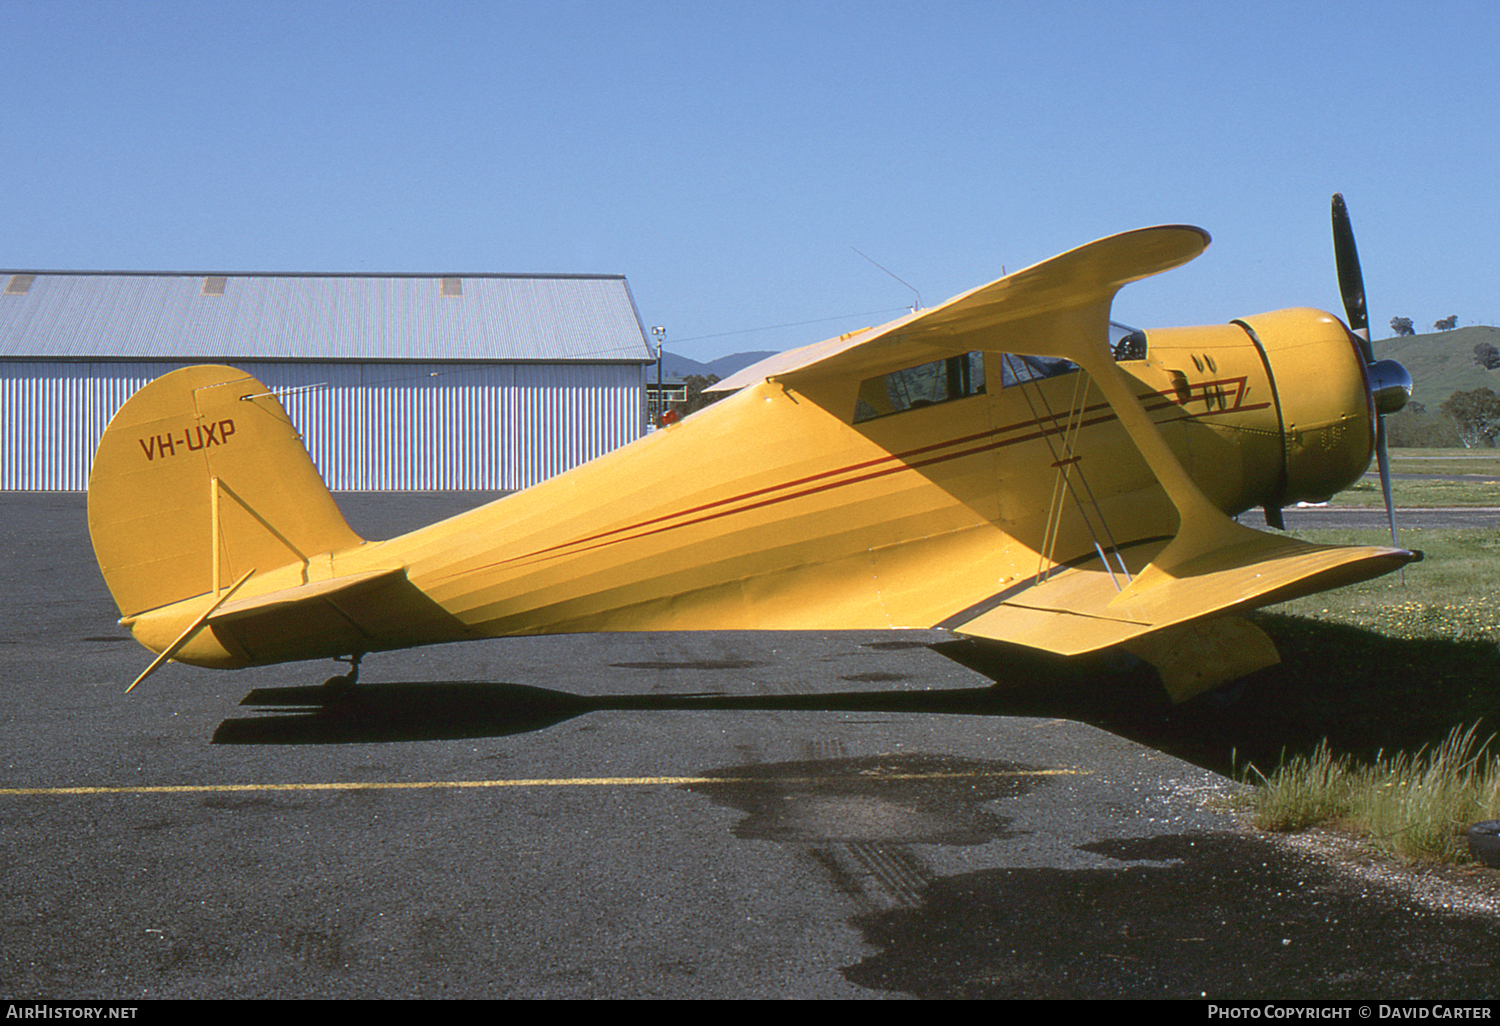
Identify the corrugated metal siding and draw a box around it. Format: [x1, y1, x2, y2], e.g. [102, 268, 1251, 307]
[0, 273, 656, 363]
[1, 361, 646, 491]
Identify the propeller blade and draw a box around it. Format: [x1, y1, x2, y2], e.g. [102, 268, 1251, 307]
[1374, 416, 1399, 549]
[1331, 193, 1374, 361]
[1374, 415, 1404, 582]
[1334, 193, 1403, 565]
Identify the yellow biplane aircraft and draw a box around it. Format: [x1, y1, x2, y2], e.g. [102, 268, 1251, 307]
[89, 196, 1417, 702]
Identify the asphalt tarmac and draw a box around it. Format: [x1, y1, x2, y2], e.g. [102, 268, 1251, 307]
[2, 492, 1498, 1000]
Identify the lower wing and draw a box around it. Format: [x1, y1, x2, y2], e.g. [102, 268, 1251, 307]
[945, 529, 1418, 699]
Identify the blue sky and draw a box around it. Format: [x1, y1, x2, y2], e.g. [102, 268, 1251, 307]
[3, 0, 1497, 360]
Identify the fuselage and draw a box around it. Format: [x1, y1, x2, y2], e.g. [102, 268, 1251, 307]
[133, 306, 1376, 669]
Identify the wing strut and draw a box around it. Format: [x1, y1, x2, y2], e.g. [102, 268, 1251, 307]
[1005, 357, 1132, 590]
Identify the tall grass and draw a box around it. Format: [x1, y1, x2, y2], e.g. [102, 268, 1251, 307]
[1247, 725, 1500, 862]
[1246, 740, 1353, 833]
[1234, 525, 1500, 862]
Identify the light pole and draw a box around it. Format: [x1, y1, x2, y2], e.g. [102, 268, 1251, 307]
[650, 326, 666, 427]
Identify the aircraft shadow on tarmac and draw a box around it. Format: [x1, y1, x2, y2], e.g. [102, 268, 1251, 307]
[213, 617, 1500, 783]
[210, 678, 1027, 746]
[211, 642, 1174, 749]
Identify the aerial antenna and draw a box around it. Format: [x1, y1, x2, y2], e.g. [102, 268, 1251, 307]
[851, 247, 922, 312]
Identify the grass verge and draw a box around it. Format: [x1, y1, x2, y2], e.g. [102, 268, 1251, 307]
[1247, 725, 1500, 862]
[1242, 528, 1500, 863]
[1331, 477, 1500, 507]
[939, 525, 1500, 865]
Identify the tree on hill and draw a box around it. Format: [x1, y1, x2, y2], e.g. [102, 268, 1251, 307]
[1440, 387, 1500, 448]
[1435, 315, 1458, 331]
[1475, 342, 1500, 370]
[1390, 316, 1415, 336]
[1385, 406, 1461, 447]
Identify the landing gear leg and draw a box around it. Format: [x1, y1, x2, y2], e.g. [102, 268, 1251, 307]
[323, 652, 364, 688]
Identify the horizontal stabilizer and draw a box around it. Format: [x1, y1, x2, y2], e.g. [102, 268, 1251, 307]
[210, 567, 406, 623]
[204, 565, 472, 665]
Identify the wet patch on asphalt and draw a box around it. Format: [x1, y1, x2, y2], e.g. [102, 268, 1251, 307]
[839, 832, 1500, 999]
[683, 753, 1044, 846]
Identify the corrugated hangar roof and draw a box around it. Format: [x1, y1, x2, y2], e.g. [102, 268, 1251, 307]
[0, 270, 655, 362]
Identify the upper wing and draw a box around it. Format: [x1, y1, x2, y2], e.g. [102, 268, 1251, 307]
[710, 225, 1209, 392]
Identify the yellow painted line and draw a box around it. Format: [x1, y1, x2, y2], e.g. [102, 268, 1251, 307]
[0, 769, 1086, 798]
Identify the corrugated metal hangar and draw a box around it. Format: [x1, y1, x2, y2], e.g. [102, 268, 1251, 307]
[0, 270, 656, 490]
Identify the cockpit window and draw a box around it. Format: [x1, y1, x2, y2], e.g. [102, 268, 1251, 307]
[994, 353, 1078, 387]
[854, 352, 985, 423]
[1110, 320, 1147, 360]
[1113, 331, 1147, 361]
[852, 325, 1144, 424]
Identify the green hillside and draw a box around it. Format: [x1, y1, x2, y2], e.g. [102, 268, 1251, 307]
[1373, 325, 1500, 447]
[1372, 324, 1500, 407]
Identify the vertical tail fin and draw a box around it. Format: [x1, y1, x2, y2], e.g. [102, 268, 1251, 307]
[88, 365, 363, 620]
